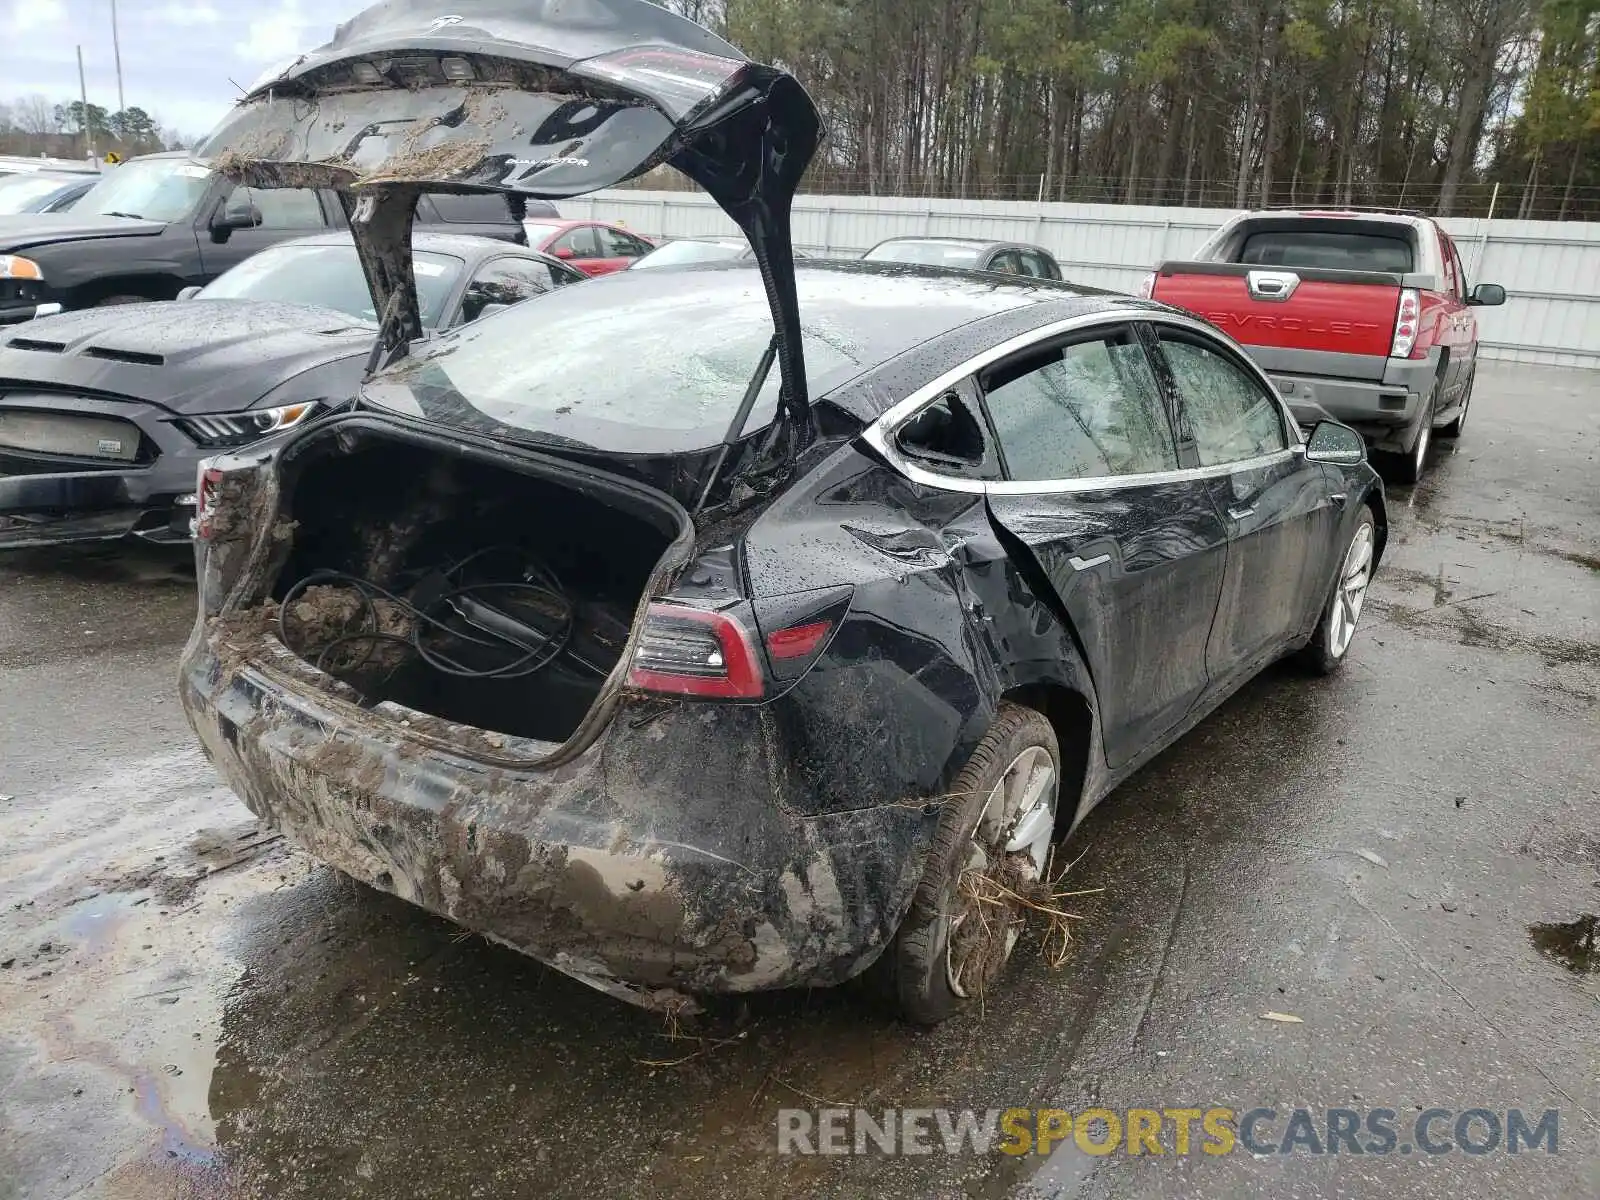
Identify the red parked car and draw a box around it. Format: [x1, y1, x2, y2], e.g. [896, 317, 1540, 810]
[1145, 209, 1505, 482]
[520, 218, 655, 276]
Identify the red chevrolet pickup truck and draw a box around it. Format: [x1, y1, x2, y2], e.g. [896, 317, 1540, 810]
[1145, 210, 1505, 482]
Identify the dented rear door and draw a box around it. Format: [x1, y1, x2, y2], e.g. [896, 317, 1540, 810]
[978, 323, 1229, 770]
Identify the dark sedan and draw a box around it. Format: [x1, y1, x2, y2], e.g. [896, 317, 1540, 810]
[0, 231, 581, 548]
[864, 235, 1065, 280]
[179, 0, 1385, 1025]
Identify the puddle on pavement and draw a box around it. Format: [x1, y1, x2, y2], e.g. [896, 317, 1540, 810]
[1528, 914, 1599, 974]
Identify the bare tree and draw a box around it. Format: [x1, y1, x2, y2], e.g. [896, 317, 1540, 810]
[13, 93, 54, 137]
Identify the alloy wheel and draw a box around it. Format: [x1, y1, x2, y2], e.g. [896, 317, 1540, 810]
[944, 745, 1057, 998]
[1327, 522, 1374, 659]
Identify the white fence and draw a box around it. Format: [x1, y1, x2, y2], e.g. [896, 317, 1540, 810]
[559, 191, 1600, 370]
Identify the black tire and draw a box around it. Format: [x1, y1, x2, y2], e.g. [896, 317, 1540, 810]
[1301, 504, 1378, 675]
[879, 703, 1061, 1025]
[1438, 367, 1473, 439]
[95, 294, 150, 307]
[1378, 374, 1439, 485]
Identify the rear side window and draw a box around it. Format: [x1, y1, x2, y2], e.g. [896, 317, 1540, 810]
[426, 193, 516, 225]
[895, 387, 998, 479]
[1157, 334, 1288, 466]
[1238, 230, 1413, 273]
[980, 328, 1178, 481]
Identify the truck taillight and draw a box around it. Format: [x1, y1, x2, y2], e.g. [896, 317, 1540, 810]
[1137, 271, 1156, 299]
[1390, 288, 1421, 358]
[628, 603, 765, 699]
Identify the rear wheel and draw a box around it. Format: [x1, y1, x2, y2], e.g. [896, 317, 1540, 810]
[880, 704, 1061, 1025]
[1302, 504, 1377, 674]
[1438, 368, 1474, 439]
[1380, 374, 1440, 485]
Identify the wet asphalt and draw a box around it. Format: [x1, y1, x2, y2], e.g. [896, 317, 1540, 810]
[0, 361, 1595, 1200]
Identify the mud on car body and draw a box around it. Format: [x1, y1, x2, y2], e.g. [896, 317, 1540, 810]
[178, 0, 1389, 1022]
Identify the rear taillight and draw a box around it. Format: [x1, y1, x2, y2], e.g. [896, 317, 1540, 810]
[628, 604, 764, 698]
[1390, 288, 1421, 358]
[195, 463, 225, 540]
[1137, 271, 1156, 299]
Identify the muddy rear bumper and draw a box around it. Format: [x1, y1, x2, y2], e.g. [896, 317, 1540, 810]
[179, 633, 937, 1009]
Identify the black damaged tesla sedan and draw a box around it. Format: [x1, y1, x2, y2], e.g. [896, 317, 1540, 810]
[179, 0, 1386, 1022]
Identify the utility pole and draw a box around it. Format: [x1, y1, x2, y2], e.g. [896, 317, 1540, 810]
[77, 45, 96, 161]
[110, 0, 125, 115]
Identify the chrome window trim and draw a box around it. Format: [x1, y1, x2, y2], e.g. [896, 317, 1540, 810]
[862, 308, 1305, 497]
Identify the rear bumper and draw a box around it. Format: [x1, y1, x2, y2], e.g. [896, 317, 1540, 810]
[1249, 346, 1441, 451]
[179, 629, 936, 1009]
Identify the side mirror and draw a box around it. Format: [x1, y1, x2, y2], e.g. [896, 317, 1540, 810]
[551, 246, 575, 260]
[1469, 283, 1506, 306]
[210, 196, 260, 242]
[176, 285, 202, 301]
[1304, 420, 1366, 466]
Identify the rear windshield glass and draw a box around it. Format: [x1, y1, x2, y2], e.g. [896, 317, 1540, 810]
[864, 240, 983, 269]
[361, 264, 1043, 455]
[1237, 230, 1414, 273]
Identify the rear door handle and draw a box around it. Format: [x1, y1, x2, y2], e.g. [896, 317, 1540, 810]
[1069, 553, 1111, 572]
[1228, 505, 1256, 520]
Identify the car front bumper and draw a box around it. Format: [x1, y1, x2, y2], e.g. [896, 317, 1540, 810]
[0, 393, 204, 549]
[179, 629, 937, 1011]
[0, 301, 62, 325]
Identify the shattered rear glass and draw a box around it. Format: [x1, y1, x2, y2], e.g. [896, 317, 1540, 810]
[361, 264, 1042, 454]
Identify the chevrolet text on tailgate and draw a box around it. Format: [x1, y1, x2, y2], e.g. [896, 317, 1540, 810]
[1146, 210, 1505, 483]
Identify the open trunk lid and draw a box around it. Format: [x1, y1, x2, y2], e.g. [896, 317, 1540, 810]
[194, 0, 823, 428]
[1151, 262, 1402, 374]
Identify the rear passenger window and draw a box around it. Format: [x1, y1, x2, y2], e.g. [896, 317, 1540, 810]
[1158, 334, 1288, 465]
[981, 329, 1178, 481]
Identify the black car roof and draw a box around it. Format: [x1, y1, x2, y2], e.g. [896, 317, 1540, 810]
[269, 229, 563, 268]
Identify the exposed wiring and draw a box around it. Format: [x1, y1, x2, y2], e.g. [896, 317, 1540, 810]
[276, 548, 577, 683]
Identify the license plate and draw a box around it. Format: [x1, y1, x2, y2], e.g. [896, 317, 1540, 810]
[0, 410, 141, 461]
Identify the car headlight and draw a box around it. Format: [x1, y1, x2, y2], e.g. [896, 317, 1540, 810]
[0, 255, 44, 281]
[177, 401, 321, 448]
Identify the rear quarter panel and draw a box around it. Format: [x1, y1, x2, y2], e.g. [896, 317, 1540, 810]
[740, 443, 1098, 817]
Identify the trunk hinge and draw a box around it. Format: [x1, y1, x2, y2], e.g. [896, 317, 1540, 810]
[341, 186, 423, 374]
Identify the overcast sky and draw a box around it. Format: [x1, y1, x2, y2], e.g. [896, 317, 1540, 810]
[5, 0, 370, 137]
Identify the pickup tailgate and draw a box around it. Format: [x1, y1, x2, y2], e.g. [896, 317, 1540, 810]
[1152, 263, 1400, 377]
